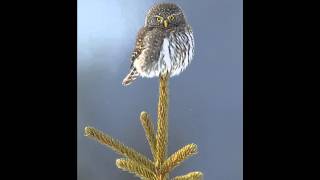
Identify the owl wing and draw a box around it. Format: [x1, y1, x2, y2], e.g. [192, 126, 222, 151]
[130, 27, 165, 67]
[130, 27, 147, 65]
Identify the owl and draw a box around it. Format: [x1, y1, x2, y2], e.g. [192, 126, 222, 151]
[122, 3, 194, 86]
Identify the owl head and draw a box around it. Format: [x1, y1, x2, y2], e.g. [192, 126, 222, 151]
[145, 3, 187, 29]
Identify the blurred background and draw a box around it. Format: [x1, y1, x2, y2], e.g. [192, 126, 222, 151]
[78, 0, 242, 179]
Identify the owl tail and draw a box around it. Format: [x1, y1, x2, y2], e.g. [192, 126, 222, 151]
[122, 67, 140, 86]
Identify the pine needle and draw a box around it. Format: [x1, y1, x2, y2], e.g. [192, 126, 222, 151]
[84, 71, 203, 179]
[156, 73, 170, 168]
[161, 144, 198, 174]
[140, 111, 157, 160]
[172, 171, 203, 180]
[84, 126, 155, 172]
[116, 158, 156, 179]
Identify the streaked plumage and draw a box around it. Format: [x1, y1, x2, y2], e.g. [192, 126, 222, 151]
[122, 3, 194, 86]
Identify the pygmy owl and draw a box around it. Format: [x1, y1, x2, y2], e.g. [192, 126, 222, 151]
[122, 3, 194, 86]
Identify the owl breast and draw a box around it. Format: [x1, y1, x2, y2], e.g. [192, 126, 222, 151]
[138, 27, 194, 78]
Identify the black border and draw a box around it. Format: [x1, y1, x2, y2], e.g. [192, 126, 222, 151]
[243, 0, 300, 179]
[244, 0, 271, 179]
[8, 0, 78, 179]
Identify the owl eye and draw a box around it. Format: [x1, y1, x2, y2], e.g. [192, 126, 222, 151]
[168, 15, 175, 21]
[156, 16, 163, 22]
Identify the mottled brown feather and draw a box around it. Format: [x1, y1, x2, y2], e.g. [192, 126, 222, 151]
[123, 2, 194, 85]
[130, 27, 149, 65]
[130, 27, 166, 74]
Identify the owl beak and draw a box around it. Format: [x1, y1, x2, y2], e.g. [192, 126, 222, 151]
[163, 20, 168, 28]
